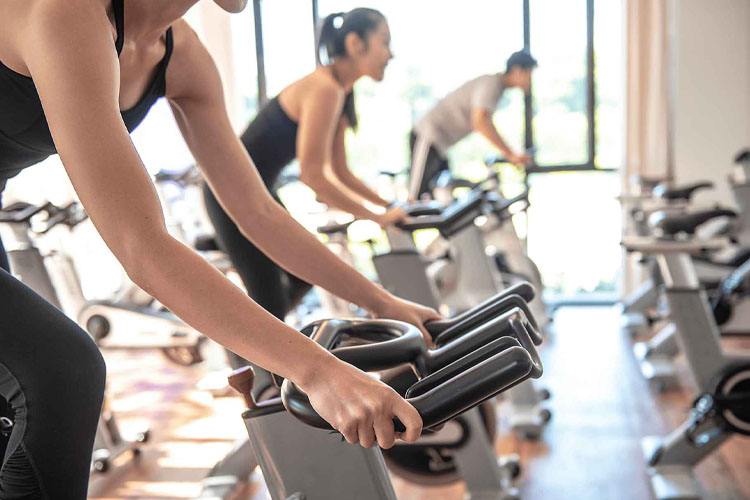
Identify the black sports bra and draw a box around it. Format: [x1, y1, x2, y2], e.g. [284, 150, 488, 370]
[0, 0, 173, 193]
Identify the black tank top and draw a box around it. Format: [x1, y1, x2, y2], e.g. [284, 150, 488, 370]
[240, 97, 298, 190]
[0, 0, 173, 193]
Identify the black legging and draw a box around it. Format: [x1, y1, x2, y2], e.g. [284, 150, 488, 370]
[202, 184, 311, 378]
[0, 237, 106, 499]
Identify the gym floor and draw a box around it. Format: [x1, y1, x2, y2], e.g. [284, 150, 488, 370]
[87, 306, 750, 500]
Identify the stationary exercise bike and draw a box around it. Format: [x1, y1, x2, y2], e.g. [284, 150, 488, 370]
[0, 200, 207, 365]
[622, 208, 750, 500]
[370, 191, 552, 439]
[633, 246, 750, 391]
[624, 195, 750, 389]
[316, 218, 368, 317]
[230, 284, 545, 500]
[621, 148, 750, 335]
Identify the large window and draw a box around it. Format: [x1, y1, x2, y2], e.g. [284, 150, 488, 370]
[316, 0, 525, 184]
[529, 0, 590, 166]
[7, 2, 623, 300]
[261, 0, 316, 97]
[525, 0, 624, 171]
[229, 6, 260, 123]
[308, 1, 624, 298]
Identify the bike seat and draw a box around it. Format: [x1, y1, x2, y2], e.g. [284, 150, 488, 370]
[194, 234, 221, 252]
[653, 181, 713, 201]
[735, 148, 749, 163]
[317, 220, 355, 236]
[650, 208, 737, 236]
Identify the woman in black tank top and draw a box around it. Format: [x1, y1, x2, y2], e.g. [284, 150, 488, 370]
[203, 10, 408, 371]
[0, 2, 436, 496]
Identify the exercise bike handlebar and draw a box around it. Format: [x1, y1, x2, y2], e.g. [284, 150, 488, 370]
[425, 282, 536, 334]
[36, 203, 88, 234]
[277, 295, 543, 432]
[0, 202, 47, 224]
[0, 201, 88, 232]
[484, 189, 531, 217]
[401, 200, 445, 217]
[395, 190, 484, 235]
[153, 165, 203, 187]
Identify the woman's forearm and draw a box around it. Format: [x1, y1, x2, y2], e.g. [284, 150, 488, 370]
[302, 174, 383, 222]
[233, 196, 391, 312]
[337, 169, 390, 207]
[130, 234, 336, 385]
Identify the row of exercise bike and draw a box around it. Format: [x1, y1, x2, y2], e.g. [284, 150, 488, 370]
[2, 150, 748, 499]
[619, 148, 750, 500]
[0, 155, 552, 500]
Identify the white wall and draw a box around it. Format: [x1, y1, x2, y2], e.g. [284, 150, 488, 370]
[672, 0, 750, 206]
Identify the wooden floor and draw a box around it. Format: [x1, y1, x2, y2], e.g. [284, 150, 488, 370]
[89, 307, 750, 500]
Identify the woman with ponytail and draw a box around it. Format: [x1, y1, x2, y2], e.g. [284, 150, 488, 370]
[203, 8, 410, 372]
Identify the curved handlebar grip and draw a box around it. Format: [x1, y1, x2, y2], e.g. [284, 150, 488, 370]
[280, 319, 426, 432]
[430, 294, 542, 347]
[406, 343, 535, 428]
[425, 308, 543, 376]
[281, 336, 537, 431]
[269, 319, 424, 388]
[425, 282, 536, 337]
[228, 366, 257, 410]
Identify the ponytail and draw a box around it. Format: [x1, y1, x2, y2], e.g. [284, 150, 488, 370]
[316, 8, 386, 131]
[316, 12, 345, 66]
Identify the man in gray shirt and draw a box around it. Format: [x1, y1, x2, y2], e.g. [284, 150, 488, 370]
[409, 50, 537, 200]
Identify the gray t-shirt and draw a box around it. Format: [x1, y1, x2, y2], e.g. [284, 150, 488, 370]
[414, 73, 505, 152]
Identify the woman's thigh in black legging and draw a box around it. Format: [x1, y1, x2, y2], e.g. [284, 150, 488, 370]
[202, 184, 312, 373]
[0, 258, 106, 499]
